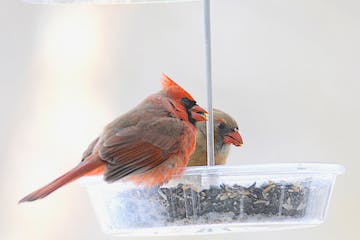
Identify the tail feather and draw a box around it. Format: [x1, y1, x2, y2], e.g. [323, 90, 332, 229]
[19, 158, 104, 203]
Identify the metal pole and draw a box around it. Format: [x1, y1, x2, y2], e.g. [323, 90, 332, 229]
[203, 0, 215, 166]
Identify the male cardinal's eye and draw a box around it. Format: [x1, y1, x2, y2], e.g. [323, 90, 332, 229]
[217, 122, 225, 129]
[181, 98, 196, 109]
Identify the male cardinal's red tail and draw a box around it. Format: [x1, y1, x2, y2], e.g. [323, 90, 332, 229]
[19, 157, 104, 203]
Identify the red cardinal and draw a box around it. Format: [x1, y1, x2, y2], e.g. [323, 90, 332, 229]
[19, 74, 207, 203]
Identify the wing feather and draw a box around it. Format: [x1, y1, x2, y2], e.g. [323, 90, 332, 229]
[99, 117, 184, 183]
[81, 136, 100, 161]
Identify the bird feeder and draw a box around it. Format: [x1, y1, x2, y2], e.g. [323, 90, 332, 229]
[83, 163, 344, 235]
[23, 0, 345, 236]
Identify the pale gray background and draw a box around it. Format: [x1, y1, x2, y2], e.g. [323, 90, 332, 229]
[1, 0, 359, 240]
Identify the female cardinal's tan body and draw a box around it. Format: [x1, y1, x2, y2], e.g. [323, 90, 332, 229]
[19, 75, 207, 203]
[187, 109, 243, 166]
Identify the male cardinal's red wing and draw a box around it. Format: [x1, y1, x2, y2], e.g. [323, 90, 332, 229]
[99, 118, 184, 183]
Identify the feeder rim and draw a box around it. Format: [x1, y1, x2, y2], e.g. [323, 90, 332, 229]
[80, 163, 345, 185]
[181, 162, 345, 176]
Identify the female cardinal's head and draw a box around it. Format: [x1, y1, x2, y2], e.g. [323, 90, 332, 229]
[161, 74, 207, 125]
[187, 108, 243, 166]
[212, 109, 243, 149]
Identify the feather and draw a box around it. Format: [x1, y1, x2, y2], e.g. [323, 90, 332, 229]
[99, 118, 184, 183]
[18, 156, 104, 203]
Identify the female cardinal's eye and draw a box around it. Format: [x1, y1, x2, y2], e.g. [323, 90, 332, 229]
[217, 122, 225, 129]
[181, 98, 196, 109]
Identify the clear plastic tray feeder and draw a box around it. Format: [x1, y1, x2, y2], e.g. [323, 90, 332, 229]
[82, 163, 344, 236]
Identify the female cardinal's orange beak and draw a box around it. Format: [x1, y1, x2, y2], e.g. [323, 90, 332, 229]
[224, 131, 243, 147]
[190, 105, 208, 122]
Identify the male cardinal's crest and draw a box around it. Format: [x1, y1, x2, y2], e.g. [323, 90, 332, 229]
[161, 73, 179, 88]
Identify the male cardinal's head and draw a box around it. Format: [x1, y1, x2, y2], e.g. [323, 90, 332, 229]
[161, 74, 207, 124]
[188, 108, 243, 166]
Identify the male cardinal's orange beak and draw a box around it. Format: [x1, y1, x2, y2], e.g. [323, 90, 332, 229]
[190, 105, 208, 122]
[224, 131, 243, 147]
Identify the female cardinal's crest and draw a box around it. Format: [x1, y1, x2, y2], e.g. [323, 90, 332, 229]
[161, 74, 195, 101]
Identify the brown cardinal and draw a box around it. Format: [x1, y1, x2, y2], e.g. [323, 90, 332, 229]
[19, 74, 207, 203]
[187, 108, 243, 166]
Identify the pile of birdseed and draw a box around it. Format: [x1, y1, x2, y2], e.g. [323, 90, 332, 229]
[157, 182, 309, 223]
[112, 181, 310, 227]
